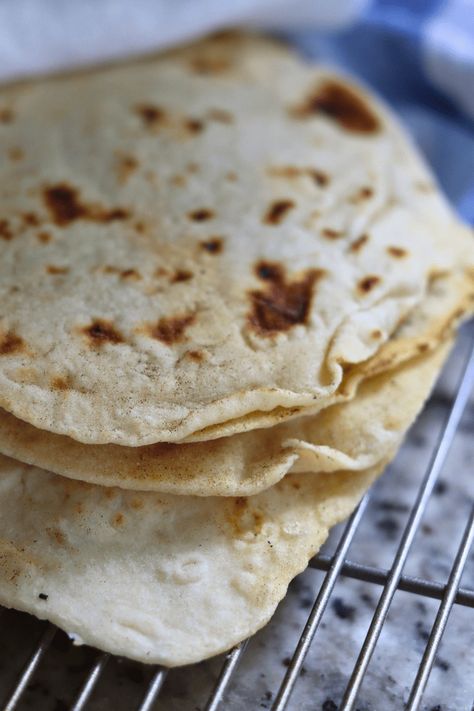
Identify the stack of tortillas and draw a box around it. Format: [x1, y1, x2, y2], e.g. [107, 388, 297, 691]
[0, 32, 472, 667]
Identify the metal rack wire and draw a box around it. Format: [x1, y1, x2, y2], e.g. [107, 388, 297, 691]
[1, 334, 473, 711]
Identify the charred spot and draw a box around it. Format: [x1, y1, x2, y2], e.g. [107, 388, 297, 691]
[0, 108, 14, 124]
[185, 118, 205, 134]
[135, 104, 166, 127]
[43, 184, 85, 225]
[417, 342, 429, 354]
[147, 314, 195, 345]
[358, 275, 380, 294]
[292, 80, 380, 134]
[0, 219, 13, 241]
[310, 169, 329, 187]
[349, 234, 369, 252]
[171, 269, 193, 283]
[46, 265, 69, 275]
[255, 262, 284, 281]
[43, 184, 129, 226]
[81, 319, 124, 346]
[263, 199, 295, 225]
[387, 246, 408, 258]
[51, 376, 71, 390]
[188, 208, 214, 222]
[38, 593, 48, 601]
[0, 331, 25, 355]
[22, 212, 40, 227]
[207, 108, 234, 124]
[249, 261, 324, 335]
[321, 228, 342, 239]
[200, 237, 223, 254]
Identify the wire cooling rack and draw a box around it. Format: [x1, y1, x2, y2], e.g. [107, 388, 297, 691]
[1, 329, 473, 711]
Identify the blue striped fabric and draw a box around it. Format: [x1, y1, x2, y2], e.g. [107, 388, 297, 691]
[283, 0, 474, 222]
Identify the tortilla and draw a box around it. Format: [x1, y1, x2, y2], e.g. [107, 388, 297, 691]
[0, 339, 451, 495]
[0, 33, 471, 445]
[0, 453, 384, 666]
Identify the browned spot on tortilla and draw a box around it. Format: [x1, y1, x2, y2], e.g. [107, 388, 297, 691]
[8, 146, 23, 161]
[200, 237, 223, 254]
[252, 511, 264, 535]
[358, 275, 381, 294]
[43, 184, 129, 226]
[292, 80, 380, 133]
[22, 212, 40, 227]
[292, 481, 301, 490]
[249, 261, 324, 335]
[47, 527, 66, 546]
[112, 512, 125, 527]
[154, 266, 169, 278]
[81, 319, 124, 346]
[349, 234, 369, 252]
[268, 165, 330, 188]
[310, 169, 329, 187]
[387, 246, 408, 258]
[417, 342, 429, 353]
[207, 108, 233, 124]
[350, 186, 374, 203]
[227, 497, 248, 534]
[135, 104, 166, 127]
[185, 118, 205, 134]
[0, 219, 13, 241]
[264, 199, 295, 225]
[170, 174, 187, 187]
[134, 220, 146, 234]
[37, 231, 52, 244]
[51, 375, 71, 390]
[187, 350, 203, 362]
[186, 162, 200, 174]
[171, 269, 193, 283]
[415, 181, 434, 193]
[0, 332, 25, 355]
[117, 154, 138, 184]
[189, 55, 231, 74]
[322, 228, 343, 239]
[121, 268, 141, 280]
[225, 171, 237, 182]
[188, 208, 214, 222]
[0, 108, 14, 124]
[130, 497, 144, 510]
[46, 264, 69, 275]
[147, 314, 195, 345]
[371, 329, 383, 340]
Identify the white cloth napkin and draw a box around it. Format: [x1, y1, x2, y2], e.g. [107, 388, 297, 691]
[0, 0, 368, 82]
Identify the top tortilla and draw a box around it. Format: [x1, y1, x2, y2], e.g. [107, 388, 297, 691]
[0, 32, 471, 445]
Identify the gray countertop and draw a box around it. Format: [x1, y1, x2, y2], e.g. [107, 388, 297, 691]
[0, 327, 473, 711]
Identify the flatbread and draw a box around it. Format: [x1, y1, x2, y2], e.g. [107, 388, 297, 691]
[0, 340, 451, 495]
[0, 454, 385, 666]
[0, 32, 471, 445]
